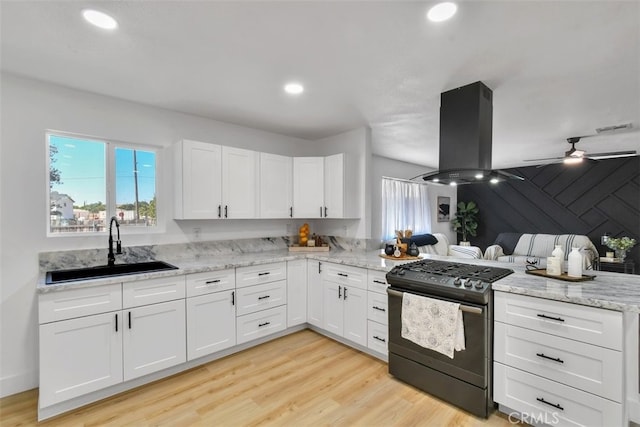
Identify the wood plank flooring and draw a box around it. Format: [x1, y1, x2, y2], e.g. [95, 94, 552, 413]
[0, 330, 523, 426]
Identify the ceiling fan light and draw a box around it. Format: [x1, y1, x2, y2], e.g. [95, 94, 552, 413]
[563, 157, 583, 165]
[427, 2, 457, 22]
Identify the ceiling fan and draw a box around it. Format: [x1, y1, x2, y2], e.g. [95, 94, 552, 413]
[524, 123, 638, 165]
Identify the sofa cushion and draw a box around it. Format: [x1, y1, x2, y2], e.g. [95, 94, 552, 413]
[410, 233, 438, 247]
[493, 232, 523, 255]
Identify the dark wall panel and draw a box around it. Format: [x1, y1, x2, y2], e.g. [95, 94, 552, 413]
[457, 157, 640, 272]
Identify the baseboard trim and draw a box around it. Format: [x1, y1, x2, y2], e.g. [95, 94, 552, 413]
[0, 370, 38, 399]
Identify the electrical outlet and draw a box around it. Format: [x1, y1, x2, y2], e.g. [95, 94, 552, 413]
[342, 225, 348, 236]
[193, 227, 201, 240]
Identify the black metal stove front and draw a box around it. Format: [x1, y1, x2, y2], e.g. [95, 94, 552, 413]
[387, 286, 493, 418]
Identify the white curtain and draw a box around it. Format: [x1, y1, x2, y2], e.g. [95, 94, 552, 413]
[381, 177, 432, 241]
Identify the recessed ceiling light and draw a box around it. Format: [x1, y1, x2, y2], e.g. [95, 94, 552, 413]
[82, 9, 118, 30]
[475, 173, 484, 179]
[432, 178, 440, 183]
[427, 2, 458, 22]
[449, 181, 457, 187]
[284, 83, 304, 95]
[490, 178, 499, 184]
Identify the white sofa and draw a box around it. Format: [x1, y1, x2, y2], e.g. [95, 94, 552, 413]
[415, 233, 483, 259]
[484, 233, 599, 270]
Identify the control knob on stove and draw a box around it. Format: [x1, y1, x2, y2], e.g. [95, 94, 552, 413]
[453, 277, 462, 287]
[463, 279, 473, 288]
[474, 281, 485, 290]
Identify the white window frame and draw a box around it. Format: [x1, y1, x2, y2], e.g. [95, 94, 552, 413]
[46, 130, 162, 237]
[381, 176, 432, 241]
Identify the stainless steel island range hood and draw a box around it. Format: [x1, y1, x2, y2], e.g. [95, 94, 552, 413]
[417, 81, 524, 185]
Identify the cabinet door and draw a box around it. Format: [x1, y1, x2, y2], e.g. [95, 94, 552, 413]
[287, 259, 307, 327]
[39, 312, 123, 407]
[222, 146, 258, 218]
[123, 300, 186, 381]
[260, 152, 293, 218]
[186, 290, 236, 360]
[307, 260, 323, 327]
[323, 153, 344, 218]
[292, 157, 324, 218]
[343, 285, 367, 346]
[322, 281, 344, 336]
[176, 140, 222, 219]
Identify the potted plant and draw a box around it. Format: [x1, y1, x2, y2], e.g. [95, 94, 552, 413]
[452, 201, 479, 246]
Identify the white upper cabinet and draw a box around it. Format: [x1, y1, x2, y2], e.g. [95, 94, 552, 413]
[259, 153, 293, 218]
[174, 140, 222, 219]
[174, 141, 258, 219]
[222, 146, 258, 219]
[323, 153, 344, 218]
[292, 157, 325, 218]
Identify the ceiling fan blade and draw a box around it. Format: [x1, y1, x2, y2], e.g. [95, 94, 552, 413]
[586, 150, 637, 160]
[523, 156, 564, 162]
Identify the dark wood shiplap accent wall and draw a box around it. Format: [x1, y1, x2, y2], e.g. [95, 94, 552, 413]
[457, 156, 640, 271]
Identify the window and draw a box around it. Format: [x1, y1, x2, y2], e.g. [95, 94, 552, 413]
[47, 132, 157, 234]
[381, 177, 432, 241]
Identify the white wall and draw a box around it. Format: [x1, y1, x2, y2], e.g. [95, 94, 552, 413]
[0, 73, 368, 397]
[370, 155, 457, 243]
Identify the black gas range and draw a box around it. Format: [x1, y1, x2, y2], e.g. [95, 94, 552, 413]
[386, 259, 513, 304]
[385, 258, 514, 418]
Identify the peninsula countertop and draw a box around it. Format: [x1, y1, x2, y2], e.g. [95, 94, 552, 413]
[37, 249, 640, 312]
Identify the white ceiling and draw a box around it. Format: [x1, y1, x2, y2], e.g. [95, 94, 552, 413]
[1, 1, 639, 169]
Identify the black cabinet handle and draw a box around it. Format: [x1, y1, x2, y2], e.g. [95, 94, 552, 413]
[318, 262, 322, 274]
[373, 306, 386, 312]
[536, 353, 564, 363]
[258, 272, 271, 276]
[258, 321, 270, 327]
[115, 313, 118, 332]
[536, 397, 564, 411]
[338, 285, 342, 299]
[128, 311, 132, 329]
[337, 273, 348, 277]
[205, 279, 221, 285]
[290, 207, 293, 218]
[373, 280, 387, 285]
[218, 205, 221, 218]
[231, 291, 235, 306]
[373, 336, 386, 343]
[324, 206, 327, 217]
[258, 295, 270, 300]
[537, 314, 565, 322]
[344, 287, 348, 300]
[224, 205, 228, 218]
[320, 207, 323, 217]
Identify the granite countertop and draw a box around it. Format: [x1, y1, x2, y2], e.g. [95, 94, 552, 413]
[37, 249, 640, 312]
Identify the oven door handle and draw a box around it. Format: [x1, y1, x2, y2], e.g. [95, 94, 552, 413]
[387, 289, 483, 314]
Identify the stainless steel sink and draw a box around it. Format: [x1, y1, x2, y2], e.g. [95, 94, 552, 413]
[45, 261, 179, 284]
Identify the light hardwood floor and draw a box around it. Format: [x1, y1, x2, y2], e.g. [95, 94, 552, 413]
[1, 330, 523, 426]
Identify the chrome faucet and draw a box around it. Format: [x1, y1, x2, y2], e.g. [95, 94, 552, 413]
[108, 216, 122, 266]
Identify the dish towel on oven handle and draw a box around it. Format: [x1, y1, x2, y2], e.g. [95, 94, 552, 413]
[401, 292, 465, 359]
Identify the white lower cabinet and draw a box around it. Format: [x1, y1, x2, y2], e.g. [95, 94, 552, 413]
[186, 269, 236, 360]
[123, 299, 187, 381]
[321, 263, 367, 346]
[287, 259, 307, 327]
[366, 270, 389, 357]
[39, 311, 123, 407]
[494, 363, 622, 426]
[307, 260, 323, 327]
[186, 290, 236, 360]
[237, 305, 287, 345]
[493, 291, 623, 426]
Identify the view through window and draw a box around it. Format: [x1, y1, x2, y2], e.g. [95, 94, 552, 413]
[48, 133, 157, 234]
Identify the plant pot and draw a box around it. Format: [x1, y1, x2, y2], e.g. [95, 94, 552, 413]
[459, 241, 471, 246]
